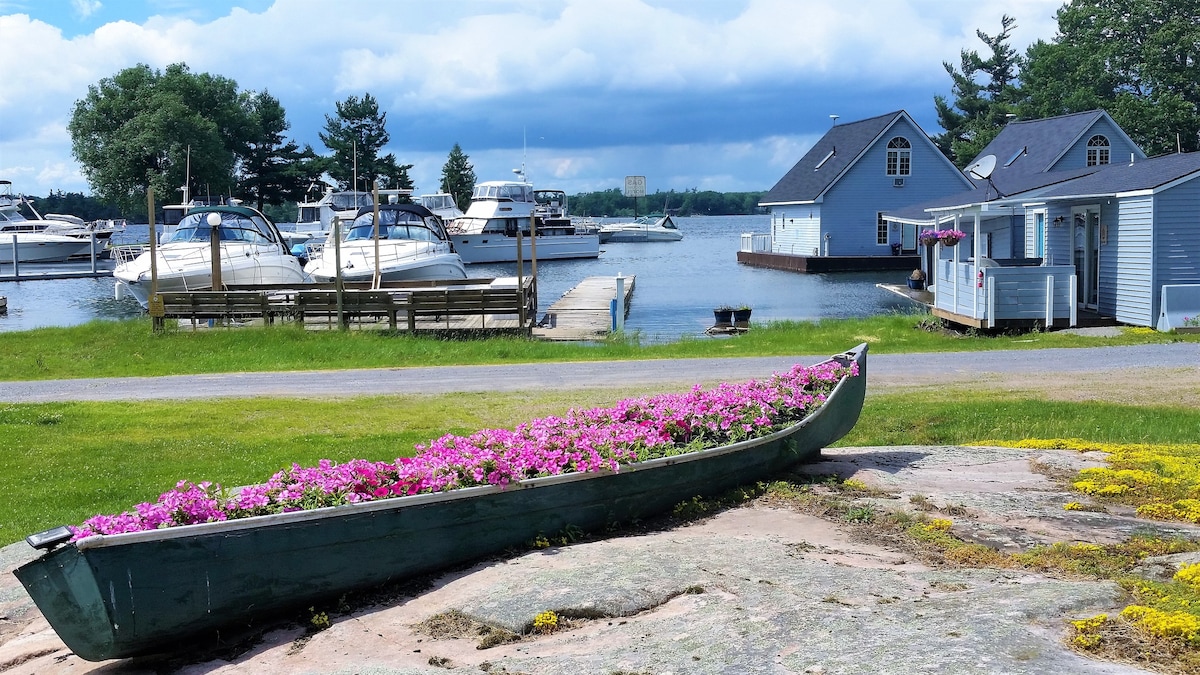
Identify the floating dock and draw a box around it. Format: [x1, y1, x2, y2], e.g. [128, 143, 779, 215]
[533, 275, 636, 341]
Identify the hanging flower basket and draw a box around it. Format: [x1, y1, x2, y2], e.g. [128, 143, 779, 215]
[919, 230, 940, 247]
[938, 229, 966, 247]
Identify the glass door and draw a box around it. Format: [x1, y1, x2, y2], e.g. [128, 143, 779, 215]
[1073, 207, 1101, 309]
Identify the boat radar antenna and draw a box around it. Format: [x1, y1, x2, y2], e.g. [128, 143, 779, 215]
[966, 154, 1004, 199]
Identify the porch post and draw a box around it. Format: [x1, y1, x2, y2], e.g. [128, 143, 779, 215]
[972, 212, 981, 320]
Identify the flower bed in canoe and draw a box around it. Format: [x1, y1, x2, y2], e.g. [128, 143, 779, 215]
[72, 359, 858, 540]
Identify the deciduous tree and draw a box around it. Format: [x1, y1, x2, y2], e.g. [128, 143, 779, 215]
[68, 63, 251, 212]
[1018, 0, 1200, 155]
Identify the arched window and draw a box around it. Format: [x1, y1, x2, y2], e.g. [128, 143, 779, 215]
[1087, 135, 1110, 166]
[886, 137, 911, 176]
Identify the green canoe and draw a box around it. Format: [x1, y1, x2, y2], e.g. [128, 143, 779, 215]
[15, 344, 867, 662]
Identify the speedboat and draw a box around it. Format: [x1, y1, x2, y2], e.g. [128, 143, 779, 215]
[447, 180, 599, 263]
[303, 202, 467, 283]
[598, 214, 684, 243]
[113, 203, 307, 307]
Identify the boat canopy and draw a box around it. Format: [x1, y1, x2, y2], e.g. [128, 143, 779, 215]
[164, 207, 280, 245]
[471, 182, 532, 203]
[330, 192, 375, 211]
[346, 204, 449, 242]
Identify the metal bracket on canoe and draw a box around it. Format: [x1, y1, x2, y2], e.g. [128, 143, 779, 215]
[26, 526, 73, 551]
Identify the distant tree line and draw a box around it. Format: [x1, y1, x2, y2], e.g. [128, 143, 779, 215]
[570, 189, 765, 217]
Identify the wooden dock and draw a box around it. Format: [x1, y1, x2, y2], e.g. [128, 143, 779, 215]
[533, 275, 636, 341]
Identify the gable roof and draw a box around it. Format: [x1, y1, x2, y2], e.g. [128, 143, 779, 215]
[886, 152, 1200, 223]
[759, 111, 964, 206]
[966, 110, 1145, 193]
[1019, 151, 1200, 202]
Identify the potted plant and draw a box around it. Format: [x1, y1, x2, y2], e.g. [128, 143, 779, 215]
[732, 304, 752, 324]
[713, 305, 734, 326]
[907, 269, 926, 290]
[938, 229, 966, 246]
[919, 230, 940, 248]
[890, 242, 902, 256]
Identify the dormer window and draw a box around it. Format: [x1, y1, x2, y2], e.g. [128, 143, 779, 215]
[886, 137, 911, 176]
[1087, 135, 1110, 166]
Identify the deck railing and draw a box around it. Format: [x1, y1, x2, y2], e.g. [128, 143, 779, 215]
[934, 259, 1077, 327]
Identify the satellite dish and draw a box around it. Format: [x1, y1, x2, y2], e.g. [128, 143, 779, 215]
[967, 154, 997, 180]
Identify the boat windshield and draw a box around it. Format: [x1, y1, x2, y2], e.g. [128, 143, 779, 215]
[346, 209, 445, 242]
[472, 183, 531, 203]
[420, 194, 455, 211]
[165, 212, 278, 244]
[330, 192, 374, 211]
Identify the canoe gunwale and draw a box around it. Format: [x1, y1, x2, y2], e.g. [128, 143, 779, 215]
[72, 345, 865, 552]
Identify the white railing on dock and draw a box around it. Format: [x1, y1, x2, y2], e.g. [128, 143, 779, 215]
[740, 233, 772, 253]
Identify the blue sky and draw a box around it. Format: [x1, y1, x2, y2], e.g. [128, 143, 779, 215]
[0, 0, 1067, 200]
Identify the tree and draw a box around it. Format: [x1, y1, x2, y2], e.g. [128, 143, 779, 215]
[933, 15, 1022, 167]
[237, 91, 320, 210]
[68, 63, 252, 213]
[1018, 0, 1200, 155]
[439, 143, 476, 211]
[318, 93, 413, 194]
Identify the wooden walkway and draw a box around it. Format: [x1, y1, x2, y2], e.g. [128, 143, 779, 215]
[533, 275, 636, 341]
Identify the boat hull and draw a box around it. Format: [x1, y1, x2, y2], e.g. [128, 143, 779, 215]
[114, 245, 307, 307]
[15, 345, 866, 661]
[452, 232, 600, 263]
[0, 236, 92, 263]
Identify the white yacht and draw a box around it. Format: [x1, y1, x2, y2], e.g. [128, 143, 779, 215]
[448, 180, 599, 263]
[0, 182, 94, 263]
[304, 203, 467, 283]
[598, 214, 684, 243]
[419, 193, 465, 224]
[113, 203, 306, 307]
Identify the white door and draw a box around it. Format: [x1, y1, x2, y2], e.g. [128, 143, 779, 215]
[1073, 206, 1101, 309]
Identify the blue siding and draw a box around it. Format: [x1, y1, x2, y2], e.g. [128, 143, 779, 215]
[1109, 197, 1153, 325]
[821, 118, 970, 256]
[1049, 118, 1141, 171]
[1152, 176, 1200, 317]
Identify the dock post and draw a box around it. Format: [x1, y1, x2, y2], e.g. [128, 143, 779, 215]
[615, 273, 625, 332]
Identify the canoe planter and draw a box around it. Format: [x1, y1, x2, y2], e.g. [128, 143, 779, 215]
[15, 344, 867, 661]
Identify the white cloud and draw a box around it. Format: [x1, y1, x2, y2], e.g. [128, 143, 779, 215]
[0, 0, 1069, 198]
[71, 0, 101, 20]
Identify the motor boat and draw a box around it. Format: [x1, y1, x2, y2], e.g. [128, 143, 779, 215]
[113, 202, 307, 308]
[419, 193, 465, 224]
[598, 214, 684, 243]
[447, 180, 599, 263]
[0, 182, 94, 263]
[303, 202, 467, 283]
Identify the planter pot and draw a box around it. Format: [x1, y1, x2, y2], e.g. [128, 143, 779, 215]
[732, 309, 752, 324]
[940, 238, 960, 247]
[713, 309, 733, 325]
[907, 278, 925, 291]
[1175, 326, 1200, 334]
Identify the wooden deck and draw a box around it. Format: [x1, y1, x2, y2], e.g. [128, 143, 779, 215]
[533, 275, 636, 341]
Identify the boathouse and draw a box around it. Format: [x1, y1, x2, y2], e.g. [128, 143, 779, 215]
[742, 110, 972, 272]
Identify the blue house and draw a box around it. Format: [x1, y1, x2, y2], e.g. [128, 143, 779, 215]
[744, 111, 972, 270]
[885, 111, 1200, 330]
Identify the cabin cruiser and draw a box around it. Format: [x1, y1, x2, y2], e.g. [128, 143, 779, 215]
[304, 202, 467, 283]
[0, 182, 94, 262]
[419, 193, 465, 224]
[598, 214, 683, 243]
[113, 203, 306, 307]
[447, 181, 599, 263]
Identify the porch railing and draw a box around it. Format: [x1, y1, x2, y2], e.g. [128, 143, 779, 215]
[934, 259, 1077, 327]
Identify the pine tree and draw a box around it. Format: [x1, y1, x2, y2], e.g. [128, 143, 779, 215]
[933, 15, 1021, 167]
[439, 143, 476, 212]
[318, 93, 413, 193]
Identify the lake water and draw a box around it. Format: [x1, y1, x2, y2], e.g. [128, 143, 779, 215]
[0, 215, 916, 339]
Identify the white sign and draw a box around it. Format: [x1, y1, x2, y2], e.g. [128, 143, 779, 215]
[624, 175, 646, 198]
